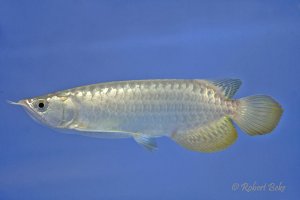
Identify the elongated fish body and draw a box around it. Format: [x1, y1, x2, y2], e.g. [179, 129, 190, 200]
[12, 79, 283, 152]
[64, 80, 234, 136]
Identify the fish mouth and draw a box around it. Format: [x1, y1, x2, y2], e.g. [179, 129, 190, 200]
[7, 100, 26, 106]
[8, 99, 30, 108]
[8, 99, 47, 125]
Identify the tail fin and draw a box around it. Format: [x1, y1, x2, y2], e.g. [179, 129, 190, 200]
[232, 95, 283, 135]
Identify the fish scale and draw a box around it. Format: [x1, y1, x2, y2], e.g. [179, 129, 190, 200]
[59, 80, 229, 136]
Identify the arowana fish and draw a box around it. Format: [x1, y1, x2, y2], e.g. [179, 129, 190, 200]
[10, 79, 283, 152]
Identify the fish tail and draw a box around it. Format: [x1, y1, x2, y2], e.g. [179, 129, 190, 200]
[232, 95, 283, 135]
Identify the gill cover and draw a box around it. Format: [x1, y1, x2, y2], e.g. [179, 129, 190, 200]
[22, 96, 77, 128]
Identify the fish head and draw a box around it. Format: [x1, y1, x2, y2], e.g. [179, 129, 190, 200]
[12, 95, 77, 128]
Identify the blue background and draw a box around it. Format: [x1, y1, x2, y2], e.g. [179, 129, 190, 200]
[0, 1, 299, 199]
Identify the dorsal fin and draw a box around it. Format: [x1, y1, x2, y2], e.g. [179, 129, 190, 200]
[209, 79, 242, 98]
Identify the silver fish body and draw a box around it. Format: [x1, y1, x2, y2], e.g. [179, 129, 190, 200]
[65, 80, 235, 136]
[13, 79, 283, 152]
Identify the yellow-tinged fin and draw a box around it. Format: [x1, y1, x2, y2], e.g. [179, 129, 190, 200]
[209, 79, 242, 98]
[233, 95, 283, 135]
[171, 117, 237, 152]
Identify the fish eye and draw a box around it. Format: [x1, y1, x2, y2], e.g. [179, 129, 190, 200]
[38, 102, 44, 108]
[35, 99, 48, 112]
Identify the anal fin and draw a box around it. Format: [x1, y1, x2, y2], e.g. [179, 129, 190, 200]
[133, 134, 157, 151]
[171, 117, 237, 152]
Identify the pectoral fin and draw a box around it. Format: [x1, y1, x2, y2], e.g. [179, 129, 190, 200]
[133, 134, 157, 151]
[171, 117, 237, 152]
